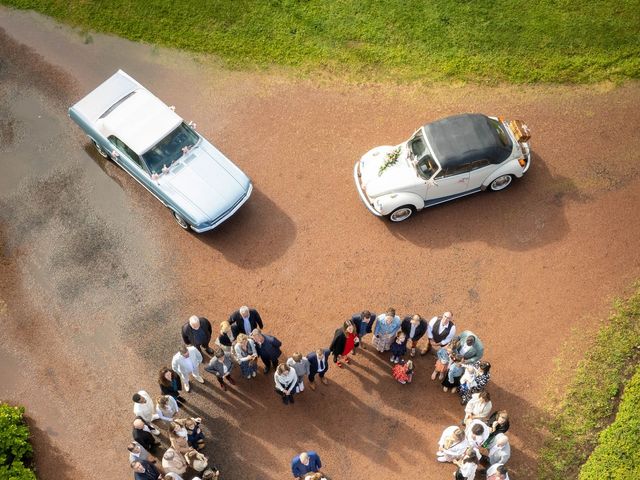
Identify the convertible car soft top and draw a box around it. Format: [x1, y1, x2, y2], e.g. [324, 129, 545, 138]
[423, 113, 513, 168]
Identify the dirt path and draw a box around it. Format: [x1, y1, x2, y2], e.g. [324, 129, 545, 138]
[1, 8, 639, 480]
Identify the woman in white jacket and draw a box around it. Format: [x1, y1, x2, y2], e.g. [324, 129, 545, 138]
[464, 391, 492, 425]
[155, 394, 179, 422]
[437, 425, 469, 463]
[274, 363, 298, 405]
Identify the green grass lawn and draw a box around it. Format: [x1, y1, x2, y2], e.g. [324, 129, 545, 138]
[2, 0, 639, 83]
[579, 364, 640, 480]
[538, 285, 640, 479]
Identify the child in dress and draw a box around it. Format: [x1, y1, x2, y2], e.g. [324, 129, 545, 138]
[431, 340, 455, 381]
[392, 360, 414, 384]
[390, 331, 407, 363]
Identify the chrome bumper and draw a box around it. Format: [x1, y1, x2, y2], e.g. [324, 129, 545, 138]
[191, 182, 254, 233]
[353, 161, 382, 217]
[521, 143, 532, 174]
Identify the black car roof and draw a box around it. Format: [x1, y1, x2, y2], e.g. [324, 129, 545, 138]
[423, 114, 512, 168]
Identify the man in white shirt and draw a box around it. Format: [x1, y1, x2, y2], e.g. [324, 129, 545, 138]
[465, 419, 490, 449]
[132, 391, 160, 434]
[422, 311, 456, 355]
[171, 345, 204, 392]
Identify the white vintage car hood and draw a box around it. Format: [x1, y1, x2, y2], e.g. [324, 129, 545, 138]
[359, 145, 419, 198]
[158, 146, 246, 222]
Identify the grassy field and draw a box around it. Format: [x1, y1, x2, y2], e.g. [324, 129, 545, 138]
[538, 285, 640, 479]
[579, 364, 640, 480]
[2, 0, 639, 83]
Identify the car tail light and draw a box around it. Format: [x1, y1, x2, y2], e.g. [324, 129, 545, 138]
[518, 157, 527, 167]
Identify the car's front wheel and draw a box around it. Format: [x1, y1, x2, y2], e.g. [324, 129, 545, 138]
[172, 211, 191, 230]
[489, 174, 514, 192]
[388, 205, 415, 222]
[92, 140, 110, 159]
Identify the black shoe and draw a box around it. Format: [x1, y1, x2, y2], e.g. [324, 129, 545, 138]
[290, 396, 295, 404]
[282, 396, 289, 405]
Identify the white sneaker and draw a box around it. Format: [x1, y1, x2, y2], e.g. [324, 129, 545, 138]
[251, 371, 257, 378]
[194, 375, 205, 384]
[184, 383, 191, 392]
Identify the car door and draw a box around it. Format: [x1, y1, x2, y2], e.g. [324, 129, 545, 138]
[425, 163, 471, 206]
[109, 136, 163, 202]
[467, 159, 494, 191]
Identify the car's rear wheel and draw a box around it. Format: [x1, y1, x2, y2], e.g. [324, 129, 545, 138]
[489, 174, 514, 192]
[92, 140, 109, 159]
[172, 211, 191, 230]
[389, 205, 415, 222]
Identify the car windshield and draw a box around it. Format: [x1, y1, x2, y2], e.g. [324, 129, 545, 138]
[488, 118, 512, 148]
[408, 130, 427, 158]
[142, 122, 199, 174]
[417, 155, 438, 179]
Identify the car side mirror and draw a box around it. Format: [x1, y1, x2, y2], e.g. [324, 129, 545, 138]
[111, 150, 120, 159]
[188, 120, 197, 130]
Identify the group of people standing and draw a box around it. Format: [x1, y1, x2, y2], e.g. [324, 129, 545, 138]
[127, 305, 512, 480]
[328, 308, 511, 480]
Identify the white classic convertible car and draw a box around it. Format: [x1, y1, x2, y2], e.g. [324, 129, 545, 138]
[69, 70, 252, 232]
[354, 113, 531, 222]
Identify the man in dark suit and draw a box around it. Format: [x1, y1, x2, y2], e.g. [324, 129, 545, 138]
[351, 310, 376, 350]
[307, 348, 330, 390]
[181, 315, 214, 355]
[131, 459, 162, 480]
[251, 329, 282, 374]
[229, 305, 264, 336]
[401, 314, 428, 357]
[132, 418, 159, 453]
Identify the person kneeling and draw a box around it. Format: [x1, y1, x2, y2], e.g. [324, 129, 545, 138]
[274, 363, 298, 405]
[392, 360, 414, 384]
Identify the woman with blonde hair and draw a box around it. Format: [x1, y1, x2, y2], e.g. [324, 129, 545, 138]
[437, 425, 468, 463]
[234, 333, 258, 379]
[482, 410, 510, 448]
[216, 321, 236, 356]
[168, 421, 190, 454]
[274, 363, 298, 405]
[304, 473, 329, 480]
[155, 394, 179, 422]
